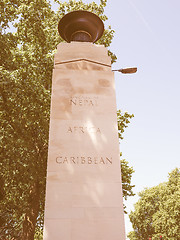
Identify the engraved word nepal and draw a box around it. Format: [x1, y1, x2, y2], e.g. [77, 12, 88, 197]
[56, 156, 113, 164]
[70, 96, 98, 107]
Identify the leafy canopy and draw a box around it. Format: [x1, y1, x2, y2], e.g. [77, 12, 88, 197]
[0, 0, 134, 239]
[128, 168, 180, 240]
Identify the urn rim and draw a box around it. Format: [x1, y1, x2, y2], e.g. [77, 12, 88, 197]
[58, 10, 104, 43]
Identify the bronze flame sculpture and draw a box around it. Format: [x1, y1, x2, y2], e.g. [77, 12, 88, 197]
[58, 10, 104, 43]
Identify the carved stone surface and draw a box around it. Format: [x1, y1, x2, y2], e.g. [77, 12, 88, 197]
[43, 42, 125, 240]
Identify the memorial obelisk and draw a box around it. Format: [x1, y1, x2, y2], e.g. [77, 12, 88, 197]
[43, 11, 126, 240]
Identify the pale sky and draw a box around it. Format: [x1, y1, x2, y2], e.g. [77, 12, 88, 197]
[52, 0, 180, 237]
[103, 0, 180, 236]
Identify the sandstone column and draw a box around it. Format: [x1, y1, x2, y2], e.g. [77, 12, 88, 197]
[43, 11, 126, 240]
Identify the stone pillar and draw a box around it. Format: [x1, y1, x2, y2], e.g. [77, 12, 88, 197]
[43, 41, 126, 240]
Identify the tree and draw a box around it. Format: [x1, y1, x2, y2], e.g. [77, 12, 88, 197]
[128, 168, 180, 240]
[117, 110, 134, 140]
[0, 0, 134, 239]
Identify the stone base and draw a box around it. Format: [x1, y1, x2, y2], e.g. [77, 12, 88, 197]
[43, 42, 126, 240]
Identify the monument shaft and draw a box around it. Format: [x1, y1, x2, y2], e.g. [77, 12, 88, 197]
[43, 42, 125, 240]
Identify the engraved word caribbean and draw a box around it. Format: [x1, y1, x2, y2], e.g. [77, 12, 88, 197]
[56, 156, 112, 164]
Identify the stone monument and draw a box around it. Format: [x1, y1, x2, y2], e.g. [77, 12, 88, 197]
[43, 11, 126, 240]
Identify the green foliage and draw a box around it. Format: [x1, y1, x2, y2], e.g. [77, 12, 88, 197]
[0, 0, 134, 239]
[128, 168, 180, 240]
[117, 109, 134, 140]
[121, 159, 135, 214]
[121, 159, 135, 201]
